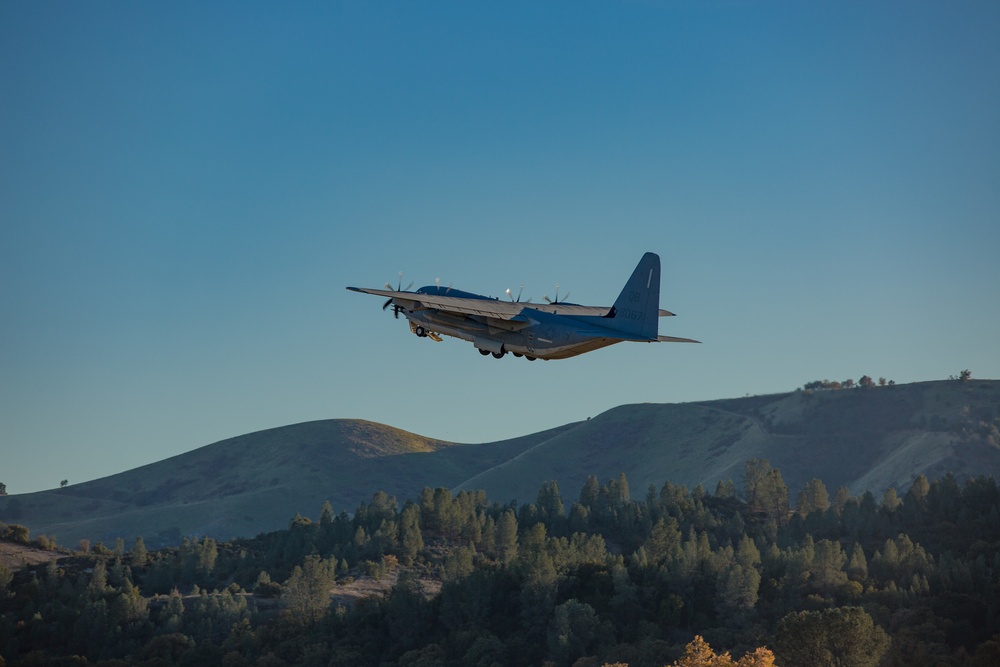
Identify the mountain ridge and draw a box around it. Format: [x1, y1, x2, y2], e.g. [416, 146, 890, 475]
[2, 379, 998, 547]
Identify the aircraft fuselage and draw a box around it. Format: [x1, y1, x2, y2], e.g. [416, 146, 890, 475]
[405, 306, 626, 360]
[347, 252, 698, 361]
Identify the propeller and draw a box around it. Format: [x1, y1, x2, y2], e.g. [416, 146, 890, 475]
[385, 272, 413, 292]
[382, 272, 412, 317]
[434, 278, 453, 295]
[506, 284, 526, 303]
[543, 284, 569, 304]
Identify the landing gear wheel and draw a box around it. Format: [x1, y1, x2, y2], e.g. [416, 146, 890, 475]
[415, 326, 426, 337]
[513, 352, 523, 358]
[479, 348, 491, 356]
[526, 356, 536, 361]
[492, 350, 505, 359]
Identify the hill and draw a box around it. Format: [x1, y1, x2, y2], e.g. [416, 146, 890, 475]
[0, 419, 574, 547]
[1, 379, 998, 547]
[456, 379, 1000, 504]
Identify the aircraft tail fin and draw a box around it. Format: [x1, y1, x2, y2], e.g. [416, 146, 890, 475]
[603, 252, 661, 339]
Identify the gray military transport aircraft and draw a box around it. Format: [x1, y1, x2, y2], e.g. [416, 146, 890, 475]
[347, 252, 699, 361]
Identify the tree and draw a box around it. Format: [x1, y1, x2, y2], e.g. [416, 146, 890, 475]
[579, 474, 600, 509]
[797, 478, 830, 516]
[645, 517, 681, 564]
[846, 543, 868, 582]
[548, 599, 599, 666]
[441, 545, 475, 583]
[832, 486, 852, 514]
[537, 480, 566, 522]
[131, 536, 148, 567]
[496, 509, 519, 564]
[0, 482, 6, 495]
[859, 375, 874, 388]
[399, 503, 424, 565]
[959, 369, 972, 382]
[60, 479, 68, 488]
[319, 500, 334, 527]
[909, 474, 930, 500]
[775, 606, 890, 667]
[253, 571, 282, 598]
[881, 487, 901, 512]
[4, 523, 29, 544]
[283, 555, 335, 625]
[670, 635, 776, 667]
[0, 564, 12, 593]
[744, 459, 789, 520]
[614, 472, 631, 506]
[744, 459, 771, 511]
[715, 479, 736, 498]
[808, 539, 848, 595]
[717, 563, 761, 613]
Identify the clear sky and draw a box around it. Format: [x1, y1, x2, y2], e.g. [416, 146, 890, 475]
[2, 1, 998, 495]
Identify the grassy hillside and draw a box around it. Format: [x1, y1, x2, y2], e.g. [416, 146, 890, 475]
[2, 379, 997, 547]
[454, 379, 1000, 503]
[0, 419, 574, 547]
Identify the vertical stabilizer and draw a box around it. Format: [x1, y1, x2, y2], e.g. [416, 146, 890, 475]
[605, 252, 661, 339]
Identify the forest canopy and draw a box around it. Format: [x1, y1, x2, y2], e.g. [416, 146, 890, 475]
[1, 462, 998, 666]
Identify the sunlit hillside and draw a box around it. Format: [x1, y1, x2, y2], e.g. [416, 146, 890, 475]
[0, 379, 997, 548]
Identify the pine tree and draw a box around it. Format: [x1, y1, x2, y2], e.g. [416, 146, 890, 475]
[496, 509, 519, 564]
[399, 503, 424, 565]
[283, 555, 335, 626]
[130, 536, 148, 567]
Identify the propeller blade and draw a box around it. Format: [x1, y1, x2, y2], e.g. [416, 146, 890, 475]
[382, 298, 393, 310]
[543, 284, 567, 304]
[386, 272, 412, 292]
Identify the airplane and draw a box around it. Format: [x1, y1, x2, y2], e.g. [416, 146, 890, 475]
[346, 252, 699, 361]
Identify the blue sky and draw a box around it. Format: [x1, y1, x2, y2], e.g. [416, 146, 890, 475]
[2, 1, 998, 495]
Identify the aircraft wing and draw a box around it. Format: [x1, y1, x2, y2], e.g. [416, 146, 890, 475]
[349, 286, 680, 321]
[347, 286, 530, 320]
[527, 304, 674, 317]
[523, 303, 611, 317]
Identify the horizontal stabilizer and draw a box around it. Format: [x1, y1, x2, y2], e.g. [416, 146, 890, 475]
[657, 335, 701, 344]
